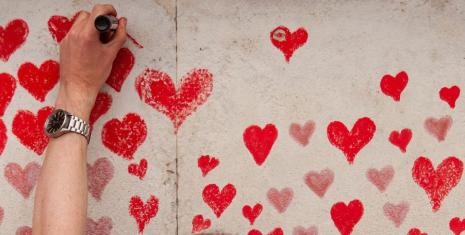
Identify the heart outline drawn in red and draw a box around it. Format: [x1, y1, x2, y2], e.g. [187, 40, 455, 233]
[4, 162, 41, 199]
[202, 183, 236, 218]
[330, 199, 364, 235]
[0, 73, 16, 117]
[243, 124, 278, 166]
[242, 203, 263, 225]
[198, 155, 219, 177]
[270, 26, 308, 62]
[17, 60, 60, 102]
[129, 194, 159, 233]
[192, 214, 211, 233]
[380, 71, 408, 101]
[106, 48, 135, 92]
[0, 19, 28, 62]
[128, 158, 148, 180]
[87, 157, 114, 201]
[389, 128, 412, 153]
[439, 85, 460, 109]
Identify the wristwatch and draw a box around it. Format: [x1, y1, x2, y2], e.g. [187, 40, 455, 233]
[44, 109, 91, 143]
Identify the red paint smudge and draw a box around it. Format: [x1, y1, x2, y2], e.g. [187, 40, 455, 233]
[450, 217, 465, 235]
[267, 187, 293, 213]
[87, 157, 114, 201]
[4, 162, 41, 199]
[304, 168, 334, 198]
[0, 19, 28, 62]
[293, 226, 318, 235]
[389, 128, 412, 153]
[15, 226, 32, 235]
[202, 183, 236, 218]
[383, 201, 409, 227]
[129, 194, 159, 233]
[424, 115, 452, 142]
[127, 33, 144, 48]
[192, 214, 211, 233]
[0, 73, 16, 116]
[270, 26, 308, 62]
[366, 165, 394, 192]
[47, 12, 79, 43]
[106, 48, 135, 92]
[380, 71, 408, 101]
[128, 158, 148, 180]
[198, 155, 219, 177]
[86, 216, 113, 235]
[440, 85, 460, 109]
[242, 203, 263, 225]
[89, 92, 112, 126]
[0, 119, 6, 156]
[408, 228, 428, 235]
[289, 120, 315, 146]
[243, 124, 278, 166]
[17, 60, 59, 102]
[330, 199, 364, 235]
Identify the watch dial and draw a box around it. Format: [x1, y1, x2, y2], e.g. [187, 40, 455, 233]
[46, 110, 66, 134]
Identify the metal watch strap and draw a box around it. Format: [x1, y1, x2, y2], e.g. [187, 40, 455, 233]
[64, 114, 91, 143]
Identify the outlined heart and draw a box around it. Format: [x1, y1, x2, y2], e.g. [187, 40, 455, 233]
[380, 71, 408, 101]
[327, 117, 376, 164]
[17, 60, 60, 102]
[243, 123, 278, 166]
[87, 157, 114, 201]
[106, 48, 135, 92]
[289, 120, 315, 146]
[267, 187, 293, 213]
[198, 155, 219, 177]
[12, 106, 53, 155]
[135, 68, 213, 132]
[366, 165, 394, 192]
[424, 116, 452, 142]
[408, 228, 428, 235]
[439, 85, 460, 109]
[129, 194, 159, 233]
[412, 156, 463, 211]
[243, 203, 263, 225]
[128, 158, 148, 180]
[86, 216, 112, 235]
[202, 183, 236, 218]
[330, 199, 364, 235]
[0, 119, 6, 156]
[450, 217, 465, 235]
[0, 19, 28, 62]
[89, 92, 112, 126]
[192, 214, 211, 233]
[47, 12, 79, 43]
[383, 201, 409, 227]
[293, 226, 318, 235]
[304, 168, 334, 198]
[15, 226, 32, 235]
[4, 162, 41, 199]
[270, 26, 308, 62]
[0, 73, 16, 116]
[101, 113, 147, 160]
[389, 128, 412, 153]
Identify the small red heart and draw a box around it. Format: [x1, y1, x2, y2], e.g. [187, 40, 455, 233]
[128, 158, 148, 180]
[412, 156, 463, 211]
[12, 106, 53, 155]
[450, 217, 465, 235]
[383, 201, 409, 227]
[129, 194, 159, 233]
[87, 157, 114, 201]
[440, 85, 460, 109]
[289, 120, 315, 146]
[389, 128, 412, 153]
[424, 115, 452, 142]
[0, 19, 28, 62]
[267, 187, 293, 213]
[192, 214, 211, 233]
[249, 229, 263, 235]
[202, 183, 236, 218]
[0, 73, 16, 116]
[101, 113, 147, 160]
[293, 226, 318, 235]
[106, 48, 135, 92]
[327, 117, 376, 164]
[408, 228, 428, 235]
[15, 226, 32, 235]
[135, 68, 213, 132]
[330, 199, 364, 235]
[269, 228, 284, 235]
[198, 155, 219, 177]
[17, 60, 60, 102]
[270, 26, 308, 62]
[4, 162, 41, 199]
[89, 92, 112, 126]
[304, 168, 334, 198]
[242, 203, 263, 225]
[243, 124, 278, 166]
[366, 165, 394, 192]
[47, 13, 79, 43]
[380, 71, 408, 101]
[86, 216, 112, 235]
[0, 119, 6, 156]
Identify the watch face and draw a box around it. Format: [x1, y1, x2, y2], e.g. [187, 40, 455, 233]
[45, 109, 67, 135]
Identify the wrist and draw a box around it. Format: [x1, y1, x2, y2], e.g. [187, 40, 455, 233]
[55, 83, 97, 122]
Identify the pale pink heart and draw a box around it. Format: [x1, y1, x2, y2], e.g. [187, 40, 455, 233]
[366, 165, 394, 192]
[293, 226, 318, 235]
[289, 121, 315, 146]
[0, 207, 3, 225]
[304, 168, 334, 198]
[16, 226, 32, 235]
[424, 116, 452, 142]
[86, 216, 113, 235]
[87, 157, 114, 200]
[4, 162, 41, 199]
[267, 187, 294, 213]
[383, 201, 409, 227]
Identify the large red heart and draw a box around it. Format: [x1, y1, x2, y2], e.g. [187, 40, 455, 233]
[191, 214, 211, 233]
[128, 158, 148, 180]
[89, 92, 112, 126]
[327, 117, 376, 164]
[293, 226, 318, 235]
[0, 19, 28, 62]
[450, 217, 465, 235]
[87, 157, 114, 201]
[330, 199, 364, 235]
[289, 120, 315, 147]
[202, 183, 236, 218]
[105, 48, 135, 92]
[15, 226, 32, 235]
[4, 162, 41, 199]
[242, 203, 263, 225]
[248, 228, 284, 235]
[439, 85, 460, 109]
[86, 216, 112, 235]
[424, 115, 452, 142]
[366, 165, 394, 192]
[135, 68, 213, 132]
[270, 26, 308, 62]
[0, 119, 6, 156]
[304, 168, 334, 198]
[243, 124, 278, 166]
[47, 13, 79, 43]
[12, 106, 53, 155]
[101, 113, 147, 160]
[129, 194, 159, 233]
[17, 60, 60, 102]
[383, 201, 409, 227]
[267, 187, 293, 213]
[412, 156, 463, 211]
[0, 73, 16, 116]
[380, 71, 408, 101]
[408, 228, 428, 235]
[389, 128, 412, 153]
[198, 155, 219, 177]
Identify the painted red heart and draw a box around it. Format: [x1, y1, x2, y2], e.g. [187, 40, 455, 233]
[424, 116, 452, 142]
[129, 194, 159, 233]
[4, 162, 41, 199]
[412, 156, 463, 211]
[135, 68, 213, 132]
[0, 119, 6, 156]
[289, 120, 315, 146]
[383, 201, 409, 227]
[440, 85, 460, 109]
[408, 228, 428, 235]
[293, 226, 318, 235]
[86, 216, 112, 235]
[89, 92, 112, 126]
[243, 124, 278, 166]
[192, 214, 211, 233]
[267, 187, 293, 213]
[198, 155, 219, 177]
[450, 217, 465, 235]
[87, 157, 114, 201]
[330, 199, 364, 235]
[12, 106, 53, 155]
[17, 60, 60, 102]
[249, 228, 284, 235]
[380, 71, 408, 101]
[15, 226, 32, 235]
[389, 128, 412, 153]
[366, 165, 394, 192]
[47, 12, 79, 43]
[0, 19, 28, 62]
[106, 48, 135, 92]
[249, 229, 263, 235]
[101, 113, 147, 160]
[327, 117, 376, 164]
[304, 168, 334, 198]
[128, 158, 147, 180]
[243, 203, 263, 225]
[202, 183, 236, 218]
[270, 26, 308, 62]
[0, 73, 16, 116]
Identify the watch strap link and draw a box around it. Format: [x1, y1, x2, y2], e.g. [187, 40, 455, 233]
[65, 115, 91, 143]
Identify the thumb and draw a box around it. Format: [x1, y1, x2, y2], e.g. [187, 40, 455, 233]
[107, 17, 127, 50]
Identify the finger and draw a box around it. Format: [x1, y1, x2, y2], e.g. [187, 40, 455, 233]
[71, 11, 90, 29]
[105, 17, 127, 50]
[85, 4, 118, 38]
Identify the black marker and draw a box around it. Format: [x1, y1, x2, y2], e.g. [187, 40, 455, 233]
[94, 15, 118, 33]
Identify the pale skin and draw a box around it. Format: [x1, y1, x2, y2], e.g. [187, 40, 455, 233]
[32, 4, 127, 234]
